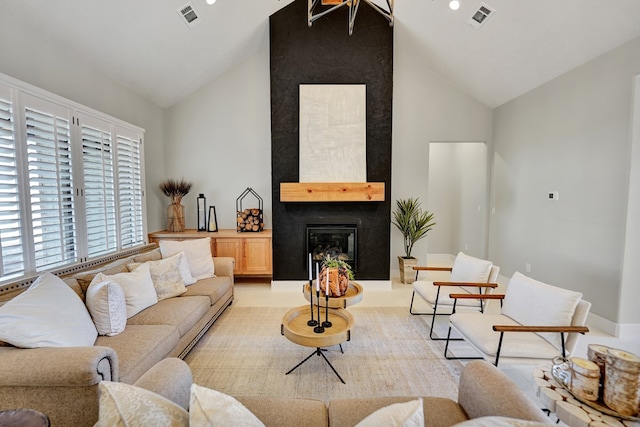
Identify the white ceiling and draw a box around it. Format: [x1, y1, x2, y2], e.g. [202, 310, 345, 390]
[2, 0, 640, 109]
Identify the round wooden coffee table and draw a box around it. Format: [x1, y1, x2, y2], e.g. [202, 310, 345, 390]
[281, 305, 354, 383]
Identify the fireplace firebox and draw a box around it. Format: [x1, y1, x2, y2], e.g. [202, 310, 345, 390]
[306, 225, 357, 273]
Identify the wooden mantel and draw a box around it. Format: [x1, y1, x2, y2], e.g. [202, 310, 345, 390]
[280, 182, 385, 202]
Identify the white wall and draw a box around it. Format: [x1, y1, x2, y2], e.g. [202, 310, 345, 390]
[428, 142, 488, 257]
[164, 35, 272, 231]
[0, 15, 167, 233]
[491, 36, 640, 326]
[392, 22, 494, 267]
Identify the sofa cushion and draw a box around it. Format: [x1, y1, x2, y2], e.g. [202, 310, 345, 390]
[93, 263, 158, 318]
[413, 281, 483, 308]
[132, 247, 163, 263]
[449, 252, 493, 293]
[238, 397, 328, 427]
[86, 280, 127, 336]
[453, 416, 550, 427]
[96, 324, 180, 384]
[0, 272, 98, 348]
[160, 238, 215, 280]
[127, 296, 210, 337]
[74, 257, 134, 293]
[355, 399, 423, 427]
[96, 381, 188, 427]
[190, 384, 265, 427]
[450, 313, 561, 359]
[181, 276, 232, 306]
[128, 252, 188, 301]
[329, 397, 468, 427]
[502, 272, 582, 350]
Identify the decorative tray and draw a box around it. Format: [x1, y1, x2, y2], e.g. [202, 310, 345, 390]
[551, 370, 640, 421]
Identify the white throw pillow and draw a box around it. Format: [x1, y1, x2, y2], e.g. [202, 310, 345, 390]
[160, 238, 215, 281]
[96, 381, 188, 427]
[86, 280, 127, 336]
[128, 252, 188, 300]
[92, 263, 158, 318]
[355, 399, 424, 427]
[189, 384, 265, 427]
[502, 272, 582, 350]
[0, 272, 98, 348]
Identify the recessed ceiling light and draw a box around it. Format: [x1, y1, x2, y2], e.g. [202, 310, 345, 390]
[449, 0, 460, 10]
[206, 0, 216, 4]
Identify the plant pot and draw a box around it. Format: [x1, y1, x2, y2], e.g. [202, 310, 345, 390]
[319, 266, 350, 297]
[167, 203, 185, 232]
[398, 256, 418, 284]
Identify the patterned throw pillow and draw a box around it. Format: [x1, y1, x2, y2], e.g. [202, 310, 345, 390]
[355, 399, 424, 427]
[96, 381, 188, 427]
[128, 252, 188, 301]
[160, 238, 215, 280]
[189, 384, 265, 427]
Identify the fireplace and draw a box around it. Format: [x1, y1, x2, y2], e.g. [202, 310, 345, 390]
[306, 224, 357, 273]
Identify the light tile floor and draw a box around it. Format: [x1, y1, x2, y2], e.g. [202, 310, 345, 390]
[232, 276, 640, 424]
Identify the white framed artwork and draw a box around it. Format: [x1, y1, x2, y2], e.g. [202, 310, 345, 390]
[299, 84, 366, 182]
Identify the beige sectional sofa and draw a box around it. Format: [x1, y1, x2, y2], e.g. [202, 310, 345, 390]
[0, 244, 234, 426]
[116, 358, 550, 426]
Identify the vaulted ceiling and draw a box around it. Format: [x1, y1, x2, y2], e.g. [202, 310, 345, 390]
[2, 0, 640, 109]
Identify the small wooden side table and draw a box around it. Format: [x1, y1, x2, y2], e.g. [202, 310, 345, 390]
[0, 409, 50, 426]
[533, 366, 640, 427]
[281, 305, 354, 384]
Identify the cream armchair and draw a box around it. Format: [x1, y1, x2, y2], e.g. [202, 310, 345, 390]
[444, 271, 590, 366]
[409, 252, 499, 340]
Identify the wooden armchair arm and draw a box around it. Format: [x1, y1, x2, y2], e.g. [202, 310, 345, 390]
[449, 293, 505, 300]
[434, 281, 498, 288]
[413, 266, 452, 272]
[492, 325, 589, 334]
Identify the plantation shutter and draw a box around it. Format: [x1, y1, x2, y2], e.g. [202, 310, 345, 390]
[80, 115, 117, 257]
[0, 84, 24, 278]
[22, 94, 77, 270]
[116, 128, 144, 248]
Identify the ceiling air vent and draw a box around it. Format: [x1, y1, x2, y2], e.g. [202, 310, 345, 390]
[469, 3, 495, 30]
[177, 2, 202, 29]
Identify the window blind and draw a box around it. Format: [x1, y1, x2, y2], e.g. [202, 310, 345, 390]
[23, 95, 76, 271]
[116, 129, 144, 248]
[0, 85, 24, 278]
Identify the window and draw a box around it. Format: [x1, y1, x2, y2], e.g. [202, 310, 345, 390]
[0, 77, 146, 282]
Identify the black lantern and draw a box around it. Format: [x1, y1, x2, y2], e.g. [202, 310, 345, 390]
[197, 194, 207, 231]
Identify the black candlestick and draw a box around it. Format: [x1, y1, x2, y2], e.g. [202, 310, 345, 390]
[307, 281, 317, 326]
[322, 292, 332, 328]
[313, 289, 324, 333]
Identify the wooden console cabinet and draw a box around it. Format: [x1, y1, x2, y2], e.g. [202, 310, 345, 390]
[148, 229, 272, 277]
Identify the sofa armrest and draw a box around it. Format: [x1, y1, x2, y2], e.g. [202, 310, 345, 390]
[457, 361, 549, 423]
[213, 257, 235, 283]
[0, 346, 118, 386]
[134, 358, 192, 410]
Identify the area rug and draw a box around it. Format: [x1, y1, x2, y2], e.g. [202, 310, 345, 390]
[184, 306, 463, 403]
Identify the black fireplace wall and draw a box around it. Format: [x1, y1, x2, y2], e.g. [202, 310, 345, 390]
[269, 0, 393, 280]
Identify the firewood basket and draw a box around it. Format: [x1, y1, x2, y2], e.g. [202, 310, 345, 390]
[236, 187, 264, 232]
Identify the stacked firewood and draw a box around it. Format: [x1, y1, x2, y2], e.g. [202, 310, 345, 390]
[236, 208, 264, 232]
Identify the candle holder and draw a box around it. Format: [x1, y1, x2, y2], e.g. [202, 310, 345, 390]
[307, 281, 317, 326]
[313, 289, 325, 334]
[322, 292, 332, 328]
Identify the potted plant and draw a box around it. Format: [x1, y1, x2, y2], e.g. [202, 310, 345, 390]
[319, 254, 354, 297]
[160, 179, 192, 232]
[392, 197, 436, 284]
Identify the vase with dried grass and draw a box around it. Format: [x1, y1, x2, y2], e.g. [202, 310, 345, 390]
[160, 179, 192, 232]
